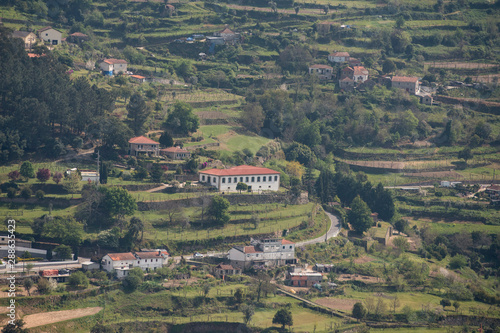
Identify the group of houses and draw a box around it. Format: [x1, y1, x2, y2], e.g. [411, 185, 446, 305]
[101, 250, 169, 278]
[11, 26, 89, 48]
[127, 136, 191, 159]
[308, 51, 433, 104]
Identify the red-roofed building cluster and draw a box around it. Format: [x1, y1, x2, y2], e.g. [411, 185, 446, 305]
[228, 238, 296, 268]
[102, 250, 169, 279]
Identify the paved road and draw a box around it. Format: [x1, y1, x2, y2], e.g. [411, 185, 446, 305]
[296, 211, 341, 247]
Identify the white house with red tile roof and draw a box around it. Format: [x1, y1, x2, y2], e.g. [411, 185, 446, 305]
[328, 51, 350, 63]
[99, 58, 128, 75]
[38, 26, 62, 46]
[128, 136, 160, 157]
[160, 146, 191, 160]
[228, 238, 296, 268]
[391, 76, 420, 94]
[309, 64, 334, 80]
[199, 165, 280, 192]
[102, 250, 169, 278]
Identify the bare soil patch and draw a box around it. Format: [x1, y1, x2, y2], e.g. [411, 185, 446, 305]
[22, 307, 102, 328]
[315, 297, 358, 312]
[337, 274, 381, 284]
[353, 256, 375, 264]
[197, 111, 231, 120]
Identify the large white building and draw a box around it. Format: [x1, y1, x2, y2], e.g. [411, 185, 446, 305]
[102, 250, 169, 278]
[199, 165, 280, 192]
[228, 238, 296, 268]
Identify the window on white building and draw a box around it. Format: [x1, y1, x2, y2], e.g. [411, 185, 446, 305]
[251, 177, 255, 182]
[222, 178, 226, 183]
[274, 176, 278, 181]
[263, 176, 266, 181]
[246, 177, 249, 182]
[202, 175, 205, 181]
[234, 177, 237, 183]
[240, 177, 243, 182]
[228, 177, 231, 183]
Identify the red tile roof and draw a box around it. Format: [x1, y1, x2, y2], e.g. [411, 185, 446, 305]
[128, 136, 159, 144]
[219, 27, 235, 34]
[281, 239, 295, 245]
[353, 66, 368, 75]
[216, 264, 236, 270]
[70, 32, 88, 37]
[103, 58, 127, 65]
[27, 53, 44, 58]
[340, 77, 353, 81]
[161, 146, 189, 153]
[130, 74, 146, 79]
[243, 246, 261, 254]
[330, 52, 350, 57]
[392, 76, 418, 83]
[137, 251, 167, 259]
[199, 165, 280, 176]
[310, 64, 333, 69]
[107, 253, 137, 261]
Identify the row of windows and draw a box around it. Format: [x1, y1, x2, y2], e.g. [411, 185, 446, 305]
[201, 175, 278, 183]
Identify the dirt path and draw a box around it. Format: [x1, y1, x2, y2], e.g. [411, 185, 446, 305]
[22, 307, 102, 328]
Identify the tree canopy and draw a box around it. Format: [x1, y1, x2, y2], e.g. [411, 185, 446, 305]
[164, 101, 199, 135]
[348, 195, 373, 234]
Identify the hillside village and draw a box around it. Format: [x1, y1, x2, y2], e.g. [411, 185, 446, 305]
[0, 0, 499, 332]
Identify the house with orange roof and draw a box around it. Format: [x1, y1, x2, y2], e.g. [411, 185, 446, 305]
[391, 76, 420, 94]
[128, 136, 160, 157]
[341, 66, 369, 83]
[130, 74, 146, 83]
[199, 165, 281, 192]
[99, 58, 128, 76]
[328, 51, 350, 63]
[213, 26, 241, 45]
[102, 250, 169, 278]
[228, 238, 296, 268]
[160, 146, 191, 160]
[213, 263, 242, 279]
[309, 64, 334, 80]
[11, 31, 37, 49]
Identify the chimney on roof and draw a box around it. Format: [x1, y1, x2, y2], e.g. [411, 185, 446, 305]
[158, 250, 161, 255]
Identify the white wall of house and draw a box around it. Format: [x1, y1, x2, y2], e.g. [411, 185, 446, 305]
[354, 74, 368, 82]
[100, 62, 113, 72]
[129, 143, 159, 156]
[114, 63, 127, 74]
[39, 29, 62, 45]
[102, 255, 135, 272]
[328, 55, 347, 63]
[199, 173, 280, 192]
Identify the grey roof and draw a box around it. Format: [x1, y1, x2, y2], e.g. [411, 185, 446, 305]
[12, 31, 33, 38]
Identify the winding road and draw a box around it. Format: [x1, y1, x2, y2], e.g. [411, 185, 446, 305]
[296, 211, 341, 247]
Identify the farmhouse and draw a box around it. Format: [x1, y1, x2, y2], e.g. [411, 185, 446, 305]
[227, 238, 296, 268]
[341, 66, 369, 83]
[67, 32, 89, 43]
[99, 58, 128, 76]
[198, 165, 280, 192]
[328, 51, 350, 63]
[309, 64, 334, 80]
[130, 74, 146, 83]
[102, 250, 169, 278]
[128, 136, 160, 157]
[161, 146, 191, 160]
[339, 77, 355, 90]
[391, 76, 420, 94]
[11, 31, 37, 49]
[287, 272, 323, 287]
[213, 264, 242, 279]
[213, 26, 241, 45]
[38, 26, 62, 46]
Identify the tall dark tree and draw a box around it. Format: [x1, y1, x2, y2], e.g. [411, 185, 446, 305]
[374, 183, 395, 221]
[348, 195, 373, 234]
[159, 130, 173, 148]
[207, 195, 230, 226]
[272, 308, 293, 329]
[99, 162, 108, 184]
[315, 169, 336, 203]
[126, 93, 150, 136]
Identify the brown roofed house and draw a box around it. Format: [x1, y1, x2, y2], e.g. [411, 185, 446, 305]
[160, 146, 191, 160]
[128, 136, 160, 157]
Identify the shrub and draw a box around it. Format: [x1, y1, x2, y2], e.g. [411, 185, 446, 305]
[35, 190, 45, 199]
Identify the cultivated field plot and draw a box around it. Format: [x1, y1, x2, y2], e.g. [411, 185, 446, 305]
[403, 170, 464, 179]
[22, 307, 102, 328]
[163, 90, 243, 104]
[425, 62, 499, 69]
[315, 297, 358, 312]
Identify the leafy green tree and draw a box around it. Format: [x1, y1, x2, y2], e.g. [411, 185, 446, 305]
[68, 271, 89, 288]
[453, 301, 460, 312]
[315, 168, 336, 204]
[164, 101, 199, 135]
[122, 274, 141, 293]
[458, 147, 473, 165]
[6, 188, 16, 199]
[348, 196, 373, 234]
[20, 186, 31, 200]
[63, 172, 82, 195]
[126, 93, 151, 136]
[96, 117, 133, 151]
[128, 217, 144, 243]
[52, 172, 63, 184]
[23, 278, 33, 296]
[240, 304, 255, 324]
[382, 59, 396, 74]
[241, 103, 265, 133]
[8, 170, 20, 182]
[234, 288, 244, 304]
[207, 196, 230, 226]
[159, 130, 173, 147]
[150, 163, 164, 183]
[278, 45, 312, 73]
[272, 308, 293, 329]
[36, 277, 51, 295]
[392, 110, 418, 137]
[352, 302, 367, 319]
[54, 244, 72, 259]
[440, 298, 451, 310]
[393, 236, 409, 253]
[100, 186, 137, 217]
[133, 166, 148, 180]
[394, 219, 408, 234]
[236, 182, 248, 193]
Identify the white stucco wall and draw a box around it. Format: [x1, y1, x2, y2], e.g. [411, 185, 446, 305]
[199, 173, 280, 192]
